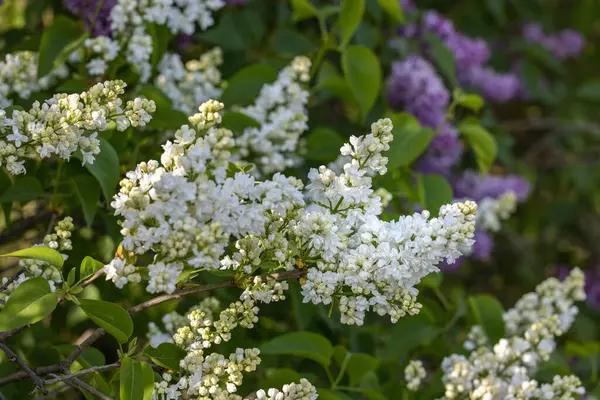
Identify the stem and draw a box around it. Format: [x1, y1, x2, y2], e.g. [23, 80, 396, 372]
[44, 363, 119, 385]
[89, 0, 105, 35]
[0, 267, 25, 293]
[51, 162, 64, 209]
[433, 287, 451, 311]
[52, 374, 111, 400]
[332, 353, 350, 388]
[0, 341, 47, 394]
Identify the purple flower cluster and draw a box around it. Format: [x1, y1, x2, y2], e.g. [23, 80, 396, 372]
[63, 0, 117, 37]
[387, 55, 450, 129]
[523, 23, 586, 60]
[415, 126, 463, 176]
[453, 171, 531, 202]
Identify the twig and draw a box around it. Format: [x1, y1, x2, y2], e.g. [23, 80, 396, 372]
[80, 269, 105, 289]
[0, 341, 47, 394]
[44, 363, 119, 385]
[33, 384, 73, 400]
[0, 390, 6, 400]
[0, 267, 25, 292]
[0, 270, 306, 387]
[50, 374, 112, 400]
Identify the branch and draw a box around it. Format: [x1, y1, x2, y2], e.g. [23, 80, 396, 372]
[0, 270, 306, 387]
[0, 267, 25, 293]
[50, 374, 111, 400]
[0, 341, 47, 394]
[44, 363, 119, 385]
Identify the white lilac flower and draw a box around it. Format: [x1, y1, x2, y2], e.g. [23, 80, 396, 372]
[0, 80, 155, 175]
[0, 51, 68, 108]
[82, 36, 120, 76]
[439, 268, 586, 399]
[255, 379, 318, 400]
[155, 48, 225, 115]
[404, 360, 426, 391]
[234, 56, 311, 176]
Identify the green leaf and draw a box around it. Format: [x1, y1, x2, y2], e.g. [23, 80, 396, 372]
[347, 353, 378, 386]
[458, 119, 497, 173]
[290, 0, 319, 21]
[259, 368, 304, 391]
[0, 277, 59, 331]
[577, 80, 600, 102]
[146, 107, 189, 130]
[386, 113, 434, 169]
[272, 28, 317, 55]
[71, 175, 100, 227]
[144, 343, 186, 371]
[200, 13, 246, 51]
[260, 331, 334, 367]
[419, 174, 453, 215]
[341, 45, 381, 119]
[148, 23, 172, 70]
[221, 64, 278, 106]
[484, 0, 506, 25]
[318, 389, 355, 400]
[382, 313, 440, 360]
[85, 138, 120, 200]
[79, 299, 133, 344]
[37, 16, 82, 78]
[305, 127, 345, 162]
[221, 112, 261, 133]
[1, 246, 64, 268]
[424, 34, 456, 86]
[338, 0, 365, 48]
[79, 256, 104, 282]
[0, 177, 43, 203]
[454, 89, 484, 112]
[420, 272, 443, 289]
[377, 0, 404, 23]
[120, 358, 154, 400]
[469, 294, 505, 344]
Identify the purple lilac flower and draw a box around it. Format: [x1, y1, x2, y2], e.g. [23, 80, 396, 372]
[415, 125, 463, 176]
[459, 66, 520, 103]
[555, 265, 600, 310]
[441, 230, 494, 270]
[453, 171, 531, 202]
[387, 55, 450, 128]
[522, 23, 586, 60]
[64, 0, 117, 37]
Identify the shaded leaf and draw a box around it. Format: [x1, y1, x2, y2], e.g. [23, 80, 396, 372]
[0, 177, 43, 203]
[80, 299, 133, 344]
[85, 138, 120, 200]
[261, 331, 333, 367]
[338, 0, 365, 48]
[144, 343, 186, 371]
[0, 277, 58, 331]
[341, 45, 381, 119]
[469, 294, 505, 344]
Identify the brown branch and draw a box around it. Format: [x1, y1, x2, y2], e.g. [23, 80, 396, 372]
[0, 270, 306, 387]
[0, 341, 47, 394]
[80, 269, 105, 289]
[0, 267, 25, 293]
[50, 374, 112, 400]
[44, 363, 119, 385]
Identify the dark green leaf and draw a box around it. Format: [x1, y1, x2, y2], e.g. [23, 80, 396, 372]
[420, 272, 443, 289]
[259, 368, 304, 391]
[260, 331, 334, 367]
[338, 0, 365, 48]
[79, 299, 133, 344]
[144, 343, 186, 371]
[290, 0, 319, 21]
[305, 127, 345, 162]
[71, 175, 101, 227]
[221, 64, 278, 106]
[347, 353, 378, 386]
[0, 177, 43, 203]
[221, 112, 261, 133]
[386, 113, 434, 169]
[424, 34, 456, 86]
[0, 277, 58, 331]
[469, 294, 505, 344]
[37, 16, 82, 78]
[382, 313, 440, 359]
[1, 246, 64, 268]
[577, 80, 600, 102]
[120, 358, 154, 400]
[484, 0, 506, 25]
[272, 28, 317, 55]
[148, 23, 172, 70]
[458, 119, 497, 173]
[377, 0, 404, 23]
[80, 256, 104, 282]
[419, 174, 453, 215]
[85, 138, 120, 200]
[200, 13, 246, 51]
[341, 45, 381, 119]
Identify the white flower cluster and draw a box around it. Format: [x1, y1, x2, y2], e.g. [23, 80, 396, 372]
[152, 277, 292, 399]
[110, 100, 305, 293]
[235, 56, 311, 176]
[440, 268, 586, 399]
[0, 80, 156, 175]
[110, 0, 225, 82]
[476, 191, 517, 233]
[299, 118, 477, 325]
[82, 37, 120, 76]
[0, 51, 68, 108]
[255, 379, 318, 400]
[104, 257, 141, 289]
[108, 100, 477, 328]
[0, 217, 74, 306]
[404, 359, 426, 391]
[155, 48, 225, 115]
